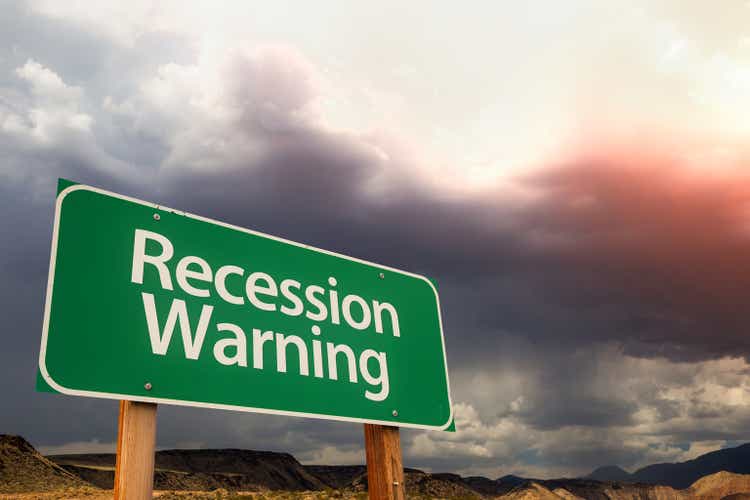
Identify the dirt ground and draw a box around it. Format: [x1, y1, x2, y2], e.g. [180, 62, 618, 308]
[0, 487, 369, 500]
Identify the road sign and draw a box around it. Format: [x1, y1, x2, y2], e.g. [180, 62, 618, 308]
[38, 179, 452, 430]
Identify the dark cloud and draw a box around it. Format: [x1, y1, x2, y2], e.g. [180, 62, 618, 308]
[2, 3, 750, 476]
[517, 159, 750, 360]
[161, 142, 750, 367]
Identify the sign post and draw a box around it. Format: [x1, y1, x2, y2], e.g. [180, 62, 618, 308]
[37, 179, 452, 499]
[365, 424, 405, 500]
[113, 401, 157, 500]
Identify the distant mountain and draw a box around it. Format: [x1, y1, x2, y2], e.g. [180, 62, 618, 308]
[585, 465, 632, 482]
[581, 443, 750, 489]
[51, 448, 327, 491]
[631, 443, 750, 489]
[499, 474, 531, 486]
[0, 435, 91, 494]
[461, 474, 517, 495]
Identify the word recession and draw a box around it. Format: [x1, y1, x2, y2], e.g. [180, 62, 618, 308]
[132, 229, 399, 402]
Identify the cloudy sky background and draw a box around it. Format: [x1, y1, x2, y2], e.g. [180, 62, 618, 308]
[2, 0, 750, 478]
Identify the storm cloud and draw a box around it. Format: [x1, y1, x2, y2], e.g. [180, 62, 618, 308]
[2, 0, 750, 478]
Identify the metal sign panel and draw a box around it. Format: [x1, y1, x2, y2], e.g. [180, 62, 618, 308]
[38, 180, 452, 430]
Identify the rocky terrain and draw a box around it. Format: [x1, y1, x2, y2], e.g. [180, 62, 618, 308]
[483, 472, 750, 500]
[684, 472, 750, 500]
[3, 434, 750, 499]
[0, 435, 89, 494]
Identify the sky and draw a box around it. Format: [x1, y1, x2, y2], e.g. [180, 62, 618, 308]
[1, 0, 750, 479]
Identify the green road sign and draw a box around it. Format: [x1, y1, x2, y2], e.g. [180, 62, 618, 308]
[38, 180, 453, 430]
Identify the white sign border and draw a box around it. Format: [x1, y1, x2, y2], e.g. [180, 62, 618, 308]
[39, 183, 454, 431]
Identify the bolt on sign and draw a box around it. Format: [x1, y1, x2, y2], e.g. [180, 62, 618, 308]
[38, 179, 453, 430]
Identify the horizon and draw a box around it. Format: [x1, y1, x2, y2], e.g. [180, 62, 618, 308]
[2, 0, 750, 481]
[6, 432, 750, 481]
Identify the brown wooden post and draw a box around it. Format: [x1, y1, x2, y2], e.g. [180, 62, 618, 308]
[364, 424, 405, 500]
[114, 401, 158, 500]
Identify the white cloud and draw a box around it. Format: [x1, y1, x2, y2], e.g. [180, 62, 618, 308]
[407, 402, 535, 474]
[675, 440, 725, 462]
[8, 60, 91, 143]
[298, 445, 365, 465]
[406, 351, 750, 477]
[27, 0, 750, 188]
[37, 439, 117, 456]
[100, 44, 333, 173]
[16, 60, 83, 105]
[28, 0, 177, 47]
[0, 59, 142, 184]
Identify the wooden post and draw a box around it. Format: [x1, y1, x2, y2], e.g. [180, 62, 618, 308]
[364, 424, 405, 500]
[114, 401, 158, 500]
